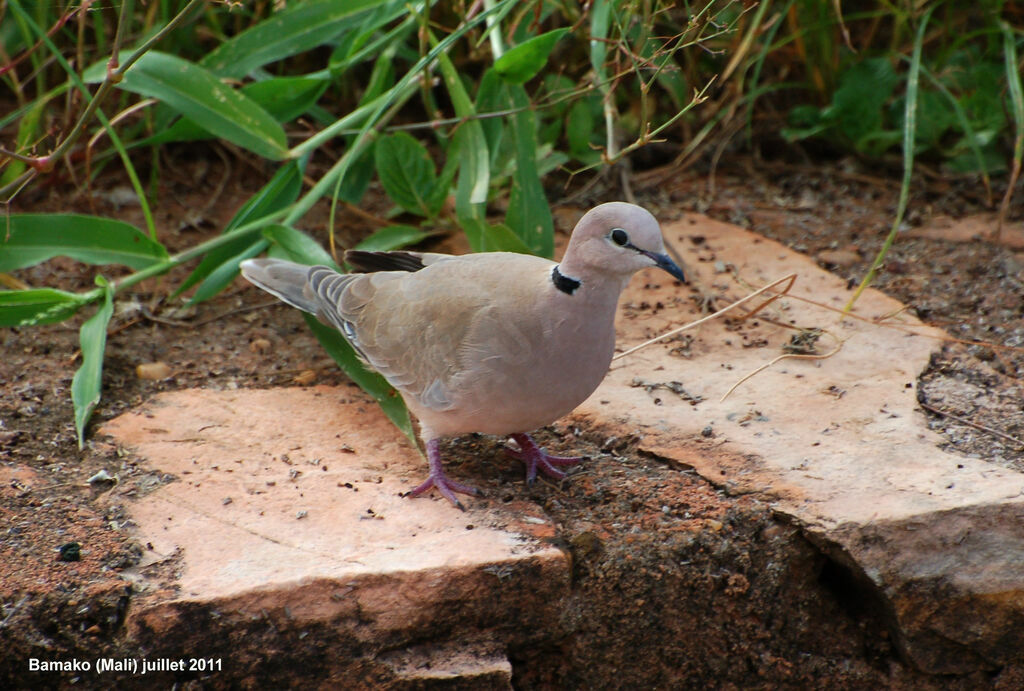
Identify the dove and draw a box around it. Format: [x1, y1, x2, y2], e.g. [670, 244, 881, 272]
[240, 202, 685, 509]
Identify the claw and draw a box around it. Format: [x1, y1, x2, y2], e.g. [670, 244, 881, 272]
[407, 439, 480, 509]
[506, 433, 583, 484]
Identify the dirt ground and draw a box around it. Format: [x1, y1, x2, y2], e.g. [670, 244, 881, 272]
[2, 144, 1022, 687]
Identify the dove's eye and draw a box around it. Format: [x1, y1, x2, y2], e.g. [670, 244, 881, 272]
[609, 228, 629, 246]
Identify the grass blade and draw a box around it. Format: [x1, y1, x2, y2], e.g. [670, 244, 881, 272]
[433, 30, 491, 251]
[72, 278, 114, 448]
[0, 214, 168, 271]
[0, 288, 85, 326]
[844, 7, 934, 312]
[503, 82, 554, 257]
[997, 21, 1023, 237]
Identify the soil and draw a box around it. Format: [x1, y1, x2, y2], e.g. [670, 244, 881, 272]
[2, 144, 1022, 687]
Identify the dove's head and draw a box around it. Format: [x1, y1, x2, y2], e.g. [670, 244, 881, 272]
[560, 202, 686, 284]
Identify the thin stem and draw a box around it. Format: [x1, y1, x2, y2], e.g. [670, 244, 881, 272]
[0, 0, 204, 201]
[843, 6, 934, 313]
[109, 209, 291, 296]
[483, 0, 506, 59]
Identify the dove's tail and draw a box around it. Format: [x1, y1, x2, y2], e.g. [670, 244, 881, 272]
[239, 258, 320, 314]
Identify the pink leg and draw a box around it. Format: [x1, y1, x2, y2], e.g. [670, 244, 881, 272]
[506, 433, 583, 485]
[407, 439, 479, 510]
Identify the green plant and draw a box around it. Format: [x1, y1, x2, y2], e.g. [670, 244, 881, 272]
[1, 0, 730, 447]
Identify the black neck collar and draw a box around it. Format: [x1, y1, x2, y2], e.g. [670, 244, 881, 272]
[552, 265, 580, 295]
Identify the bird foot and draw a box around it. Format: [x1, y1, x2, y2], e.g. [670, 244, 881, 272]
[405, 439, 479, 510]
[407, 472, 479, 511]
[506, 433, 583, 484]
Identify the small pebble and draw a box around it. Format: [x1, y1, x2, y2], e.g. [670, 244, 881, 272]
[58, 542, 81, 562]
[293, 369, 317, 385]
[136, 362, 172, 380]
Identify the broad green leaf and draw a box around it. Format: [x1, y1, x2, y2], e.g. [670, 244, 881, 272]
[0, 288, 84, 326]
[132, 116, 211, 148]
[353, 225, 432, 252]
[177, 161, 304, 298]
[72, 278, 114, 448]
[0, 214, 168, 271]
[375, 132, 440, 217]
[503, 82, 554, 257]
[898, 90, 954, 149]
[263, 224, 338, 269]
[133, 77, 328, 148]
[479, 222, 533, 254]
[201, 0, 382, 79]
[567, 98, 602, 163]
[830, 57, 899, 148]
[494, 28, 569, 84]
[242, 76, 329, 123]
[97, 51, 288, 160]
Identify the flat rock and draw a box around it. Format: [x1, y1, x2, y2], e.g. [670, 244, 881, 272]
[100, 212, 1024, 680]
[577, 212, 1024, 673]
[100, 388, 566, 684]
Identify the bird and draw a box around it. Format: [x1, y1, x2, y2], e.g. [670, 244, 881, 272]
[240, 202, 685, 509]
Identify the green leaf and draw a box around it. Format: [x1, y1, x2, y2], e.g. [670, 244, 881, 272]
[0, 214, 168, 271]
[201, 0, 383, 79]
[94, 51, 288, 160]
[262, 224, 338, 269]
[479, 222, 534, 254]
[241, 76, 329, 124]
[72, 278, 114, 448]
[189, 239, 269, 306]
[0, 98, 45, 187]
[475, 69, 507, 170]
[353, 225, 432, 252]
[831, 57, 899, 148]
[177, 161, 304, 298]
[567, 98, 601, 162]
[374, 132, 440, 217]
[304, 316, 414, 443]
[590, 0, 614, 88]
[503, 82, 554, 257]
[327, 0, 413, 76]
[946, 141, 1007, 174]
[0, 288, 85, 326]
[133, 77, 328, 148]
[895, 90, 953, 150]
[433, 33, 490, 250]
[494, 28, 569, 84]
[261, 224, 415, 443]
